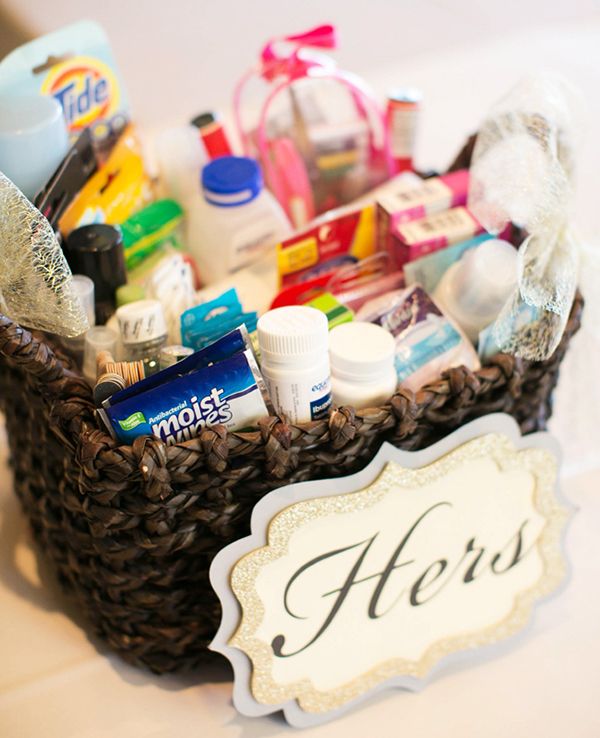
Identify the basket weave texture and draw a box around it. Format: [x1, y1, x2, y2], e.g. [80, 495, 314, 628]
[0, 289, 583, 673]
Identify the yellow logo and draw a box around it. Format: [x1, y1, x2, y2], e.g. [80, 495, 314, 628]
[40, 55, 120, 132]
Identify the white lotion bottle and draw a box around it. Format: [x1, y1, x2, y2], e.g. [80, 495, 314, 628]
[186, 156, 291, 286]
[433, 239, 518, 343]
[329, 322, 397, 408]
[257, 306, 331, 424]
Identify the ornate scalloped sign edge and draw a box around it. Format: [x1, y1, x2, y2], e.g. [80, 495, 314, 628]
[209, 413, 572, 727]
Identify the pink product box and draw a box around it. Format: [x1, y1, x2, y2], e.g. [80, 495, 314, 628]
[390, 206, 485, 268]
[376, 169, 469, 254]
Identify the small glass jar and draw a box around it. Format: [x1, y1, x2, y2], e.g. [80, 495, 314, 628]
[116, 299, 167, 375]
[82, 325, 118, 384]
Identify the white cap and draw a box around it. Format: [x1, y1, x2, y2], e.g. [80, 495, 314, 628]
[450, 239, 517, 321]
[83, 326, 118, 381]
[258, 306, 328, 364]
[116, 299, 167, 345]
[329, 322, 395, 381]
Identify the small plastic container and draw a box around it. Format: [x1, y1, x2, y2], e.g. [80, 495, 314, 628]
[72, 275, 96, 325]
[62, 274, 96, 357]
[433, 239, 518, 342]
[83, 325, 118, 383]
[329, 322, 397, 408]
[186, 156, 291, 284]
[116, 299, 168, 373]
[257, 306, 331, 424]
[0, 94, 69, 200]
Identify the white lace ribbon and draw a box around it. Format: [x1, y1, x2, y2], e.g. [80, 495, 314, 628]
[468, 75, 582, 360]
[0, 171, 89, 337]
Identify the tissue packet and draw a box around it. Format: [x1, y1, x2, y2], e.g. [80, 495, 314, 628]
[356, 284, 480, 391]
[100, 349, 269, 445]
[181, 289, 258, 350]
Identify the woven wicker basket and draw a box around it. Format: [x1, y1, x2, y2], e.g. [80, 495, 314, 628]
[0, 289, 583, 673]
[0, 130, 583, 673]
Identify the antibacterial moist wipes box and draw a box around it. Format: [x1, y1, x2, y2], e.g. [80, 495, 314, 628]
[100, 350, 268, 445]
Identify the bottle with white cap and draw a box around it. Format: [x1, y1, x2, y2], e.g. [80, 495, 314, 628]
[186, 155, 291, 285]
[116, 299, 168, 374]
[433, 239, 518, 343]
[329, 322, 397, 408]
[257, 306, 331, 424]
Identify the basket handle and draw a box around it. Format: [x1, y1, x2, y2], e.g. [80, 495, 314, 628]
[0, 312, 97, 448]
[0, 312, 70, 387]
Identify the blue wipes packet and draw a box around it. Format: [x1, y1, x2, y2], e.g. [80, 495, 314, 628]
[99, 349, 270, 445]
[181, 288, 258, 351]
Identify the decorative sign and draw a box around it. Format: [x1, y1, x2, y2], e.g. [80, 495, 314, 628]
[210, 414, 571, 727]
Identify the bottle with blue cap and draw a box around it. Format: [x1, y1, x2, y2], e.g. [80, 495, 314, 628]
[186, 155, 291, 285]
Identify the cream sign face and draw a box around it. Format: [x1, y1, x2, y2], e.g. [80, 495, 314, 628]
[210, 415, 570, 727]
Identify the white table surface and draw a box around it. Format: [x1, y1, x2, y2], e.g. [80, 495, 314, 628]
[2, 19, 600, 738]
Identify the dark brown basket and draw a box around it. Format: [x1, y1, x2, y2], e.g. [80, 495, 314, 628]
[0, 290, 583, 673]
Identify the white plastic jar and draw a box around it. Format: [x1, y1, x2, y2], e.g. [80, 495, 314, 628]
[186, 155, 291, 285]
[329, 322, 397, 408]
[257, 306, 331, 424]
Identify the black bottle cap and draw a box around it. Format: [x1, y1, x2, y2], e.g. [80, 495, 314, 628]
[64, 224, 127, 319]
[190, 111, 218, 130]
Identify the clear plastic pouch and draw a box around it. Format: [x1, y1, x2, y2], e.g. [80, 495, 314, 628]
[233, 25, 393, 228]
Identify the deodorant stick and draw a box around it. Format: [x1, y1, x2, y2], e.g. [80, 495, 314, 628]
[257, 306, 331, 424]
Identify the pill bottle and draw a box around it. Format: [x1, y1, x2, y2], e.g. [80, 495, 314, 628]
[433, 239, 517, 342]
[186, 156, 291, 285]
[257, 306, 331, 424]
[329, 322, 397, 408]
[116, 299, 167, 373]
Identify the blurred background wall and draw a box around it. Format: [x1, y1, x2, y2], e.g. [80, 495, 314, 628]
[2, 0, 599, 125]
[1, 0, 600, 226]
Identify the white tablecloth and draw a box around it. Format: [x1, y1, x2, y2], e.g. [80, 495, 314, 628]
[1, 18, 600, 738]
